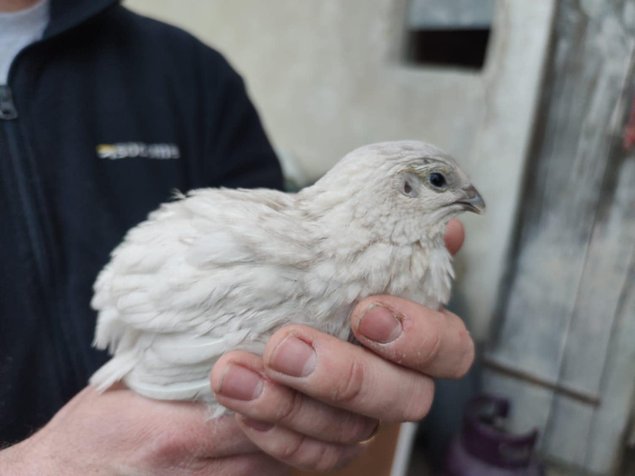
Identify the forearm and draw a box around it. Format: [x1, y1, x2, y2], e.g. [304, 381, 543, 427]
[0, 440, 34, 475]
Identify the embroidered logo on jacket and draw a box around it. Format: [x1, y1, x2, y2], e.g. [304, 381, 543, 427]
[97, 143, 180, 160]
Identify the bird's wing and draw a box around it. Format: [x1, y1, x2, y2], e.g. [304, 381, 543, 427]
[90, 188, 321, 402]
[92, 187, 317, 353]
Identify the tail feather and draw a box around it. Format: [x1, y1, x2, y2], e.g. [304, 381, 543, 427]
[90, 352, 137, 392]
[125, 374, 213, 402]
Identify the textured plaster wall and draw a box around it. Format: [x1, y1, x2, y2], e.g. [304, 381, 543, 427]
[123, 0, 555, 339]
[124, 0, 484, 181]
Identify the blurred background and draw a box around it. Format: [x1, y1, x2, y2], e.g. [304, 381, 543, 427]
[124, 0, 634, 474]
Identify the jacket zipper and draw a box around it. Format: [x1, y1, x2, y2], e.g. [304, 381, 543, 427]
[1, 84, 80, 396]
[0, 85, 18, 120]
[2, 85, 51, 279]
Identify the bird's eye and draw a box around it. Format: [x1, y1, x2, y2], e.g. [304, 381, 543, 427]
[429, 172, 447, 189]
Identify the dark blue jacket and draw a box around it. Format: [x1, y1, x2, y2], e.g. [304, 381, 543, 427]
[0, 0, 283, 444]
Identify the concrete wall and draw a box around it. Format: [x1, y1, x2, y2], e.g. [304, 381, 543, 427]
[124, 0, 486, 180]
[123, 0, 555, 339]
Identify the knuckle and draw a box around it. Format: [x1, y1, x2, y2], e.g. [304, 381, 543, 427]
[300, 441, 348, 473]
[337, 412, 376, 444]
[305, 443, 351, 473]
[273, 390, 304, 425]
[419, 323, 443, 368]
[330, 359, 366, 405]
[144, 430, 191, 465]
[307, 442, 333, 472]
[329, 444, 364, 471]
[438, 311, 475, 379]
[270, 432, 337, 472]
[452, 328, 475, 378]
[402, 379, 434, 421]
[277, 432, 306, 461]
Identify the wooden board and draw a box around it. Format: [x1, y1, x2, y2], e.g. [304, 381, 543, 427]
[484, 0, 635, 473]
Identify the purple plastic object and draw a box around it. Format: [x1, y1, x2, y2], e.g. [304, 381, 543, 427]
[442, 395, 544, 476]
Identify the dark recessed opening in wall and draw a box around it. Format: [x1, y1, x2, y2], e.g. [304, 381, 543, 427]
[405, 0, 494, 70]
[406, 29, 491, 69]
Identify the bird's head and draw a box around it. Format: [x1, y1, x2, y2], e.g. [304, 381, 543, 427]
[304, 140, 485, 244]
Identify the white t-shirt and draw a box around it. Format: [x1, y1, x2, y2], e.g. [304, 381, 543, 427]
[0, 0, 50, 84]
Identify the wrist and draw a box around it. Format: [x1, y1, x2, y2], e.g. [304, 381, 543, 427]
[0, 441, 30, 474]
[0, 434, 53, 475]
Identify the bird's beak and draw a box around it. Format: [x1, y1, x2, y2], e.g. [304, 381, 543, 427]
[455, 185, 486, 214]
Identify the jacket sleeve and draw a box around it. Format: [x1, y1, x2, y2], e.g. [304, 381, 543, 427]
[203, 53, 284, 191]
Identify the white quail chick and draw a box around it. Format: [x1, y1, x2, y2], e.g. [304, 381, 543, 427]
[90, 140, 485, 415]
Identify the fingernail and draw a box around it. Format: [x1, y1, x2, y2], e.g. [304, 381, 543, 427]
[241, 417, 274, 432]
[217, 364, 263, 401]
[357, 305, 402, 343]
[269, 335, 316, 377]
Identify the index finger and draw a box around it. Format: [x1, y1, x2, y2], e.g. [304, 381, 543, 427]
[350, 296, 474, 378]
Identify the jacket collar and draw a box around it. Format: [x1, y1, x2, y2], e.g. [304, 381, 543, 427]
[44, 0, 118, 38]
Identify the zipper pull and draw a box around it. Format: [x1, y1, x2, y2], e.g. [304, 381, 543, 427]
[0, 85, 18, 120]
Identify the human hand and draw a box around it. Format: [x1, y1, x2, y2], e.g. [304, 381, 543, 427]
[1, 219, 469, 475]
[212, 218, 474, 472]
[0, 384, 287, 476]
